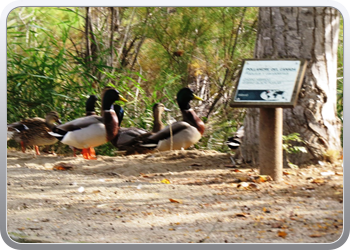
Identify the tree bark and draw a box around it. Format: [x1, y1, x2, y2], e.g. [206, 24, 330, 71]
[242, 7, 342, 166]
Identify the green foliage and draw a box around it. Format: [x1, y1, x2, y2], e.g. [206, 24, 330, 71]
[282, 133, 307, 168]
[7, 7, 343, 155]
[7, 7, 96, 123]
[282, 133, 307, 154]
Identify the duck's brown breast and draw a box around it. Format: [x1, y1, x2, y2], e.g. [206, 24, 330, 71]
[182, 109, 205, 135]
[103, 110, 119, 141]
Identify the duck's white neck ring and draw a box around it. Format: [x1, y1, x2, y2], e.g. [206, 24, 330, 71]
[104, 104, 115, 113]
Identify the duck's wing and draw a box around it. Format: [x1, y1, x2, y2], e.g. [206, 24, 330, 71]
[55, 115, 103, 132]
[226, 137, 241, 149]
[147, 121, 191, 142]
[7, 125, 22, 141]
[7, 122, 30, 141]
[9, 117, 46, 129]
[8, 122, 29, 131]
[115, 127, 147, 145]
[114, 122, 194, 154]
[226, 127, 244, 150]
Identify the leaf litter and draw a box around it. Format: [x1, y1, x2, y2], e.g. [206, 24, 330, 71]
[6, 149, 343, 243]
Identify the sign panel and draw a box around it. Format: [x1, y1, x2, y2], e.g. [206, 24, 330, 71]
[230, 59, 307, 108]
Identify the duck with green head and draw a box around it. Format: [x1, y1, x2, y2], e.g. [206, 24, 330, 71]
[85, 94, 98, 116]
[70, 94, 99, 157]
[136, 87, 205, 152]
[49, 88, 127, 159]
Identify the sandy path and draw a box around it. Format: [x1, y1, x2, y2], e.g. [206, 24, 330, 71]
[6, 149, 343, 243]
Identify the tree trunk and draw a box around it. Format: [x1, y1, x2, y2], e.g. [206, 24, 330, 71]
[242, 7, 342, 166]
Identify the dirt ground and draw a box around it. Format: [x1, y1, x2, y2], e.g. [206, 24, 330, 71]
[6, 148, 344, 244]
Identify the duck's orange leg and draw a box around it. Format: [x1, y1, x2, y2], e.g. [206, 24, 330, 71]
[82, 148, 97, 160]
[82, 148, 90, 159]
[34, 145, 40, 155]
[20, 141, 26, 153]
[89, 147, 97, 160]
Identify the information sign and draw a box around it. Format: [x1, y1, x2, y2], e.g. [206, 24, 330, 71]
[230, 59, 307, 108]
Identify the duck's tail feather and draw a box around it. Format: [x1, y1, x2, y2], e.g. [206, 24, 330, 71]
[139, 143, 158, 148]
[225, 140, 241, 150]
[48, 131, 65, 140]
[7, 124, 29, 140]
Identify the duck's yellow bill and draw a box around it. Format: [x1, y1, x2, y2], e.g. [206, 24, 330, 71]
[119, 96, 128, 102]
[193, 94, 204, 101]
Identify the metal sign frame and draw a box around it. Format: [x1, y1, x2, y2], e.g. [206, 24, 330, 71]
[230, 59, 307, 108]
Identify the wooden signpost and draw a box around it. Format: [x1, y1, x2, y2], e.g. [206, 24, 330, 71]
[230, 59, 307, 182]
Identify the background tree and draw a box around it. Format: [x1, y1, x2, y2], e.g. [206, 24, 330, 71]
[7, 7, 258, 154]
[242, 7, 342, 166]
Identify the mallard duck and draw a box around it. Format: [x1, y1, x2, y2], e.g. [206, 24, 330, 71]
[7, 111, 62, 155]
[85, 95, 98, 116]
[71, 95, 99, 157]
[226, 126, 244, 165]
[111, 103, 170, 154]
[136, 88, 205, 152]
[151, 103, 171, 133]
[49, 88, 127, 160]
[225, 126, 244, 151]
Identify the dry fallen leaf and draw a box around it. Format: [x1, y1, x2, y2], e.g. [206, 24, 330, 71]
[311, 178, 326, 185]
[161, 179, 171, 184]
[309, 234, 325, 238]
[235, 213, 249, 217]
[237, 182, 259, 190]
[237, 182, 249, 189]
[253, 175, 273, 183]
[53, 163, 73, 171]
[169, 198, 181, 203]
[263, 207, 271, 213]
[248, 183, 259, 189]
[140, 173, 149, 178]
[277, 230, 287, 238]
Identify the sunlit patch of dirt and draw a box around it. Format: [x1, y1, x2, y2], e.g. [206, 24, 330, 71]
[7, 149, 343, 243]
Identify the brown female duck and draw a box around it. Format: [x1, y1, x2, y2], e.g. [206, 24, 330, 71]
[7, 111, 62, 155]
[111, 103, 170, 154]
